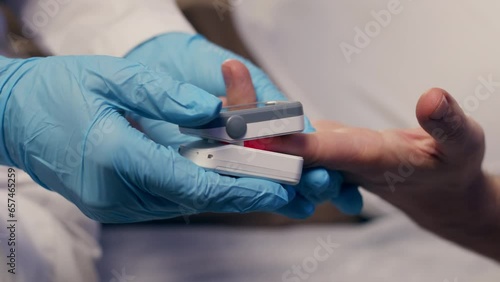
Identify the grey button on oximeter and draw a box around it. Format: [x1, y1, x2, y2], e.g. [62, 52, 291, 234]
[226, 115, 247, 139]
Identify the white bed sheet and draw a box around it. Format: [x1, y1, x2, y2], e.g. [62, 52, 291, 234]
[98, 215, 500, 282]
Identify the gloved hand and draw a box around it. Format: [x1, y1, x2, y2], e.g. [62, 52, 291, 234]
[125, 33, 363, 216]
[0, 55, 293, 223]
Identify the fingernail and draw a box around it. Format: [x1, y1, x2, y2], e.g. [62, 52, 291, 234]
[430, 96, 449, 120]
[222, 62, 233, 88]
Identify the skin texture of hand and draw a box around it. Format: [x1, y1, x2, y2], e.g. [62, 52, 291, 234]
[220, 59, 362, 217]
[0, 55, 295, 223]
[262, 88, 500, 261]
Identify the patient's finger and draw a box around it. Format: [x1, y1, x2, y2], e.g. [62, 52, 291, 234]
[262, 127, 384, 171]
[312, 120, 345, 131]
[416, 88, 485, 162]
[222, 59, 257, 106]
[258, 134, 323, 166]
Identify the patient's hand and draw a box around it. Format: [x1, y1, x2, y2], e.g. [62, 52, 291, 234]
[264, 88, 489, 216]
[263, 88, 500, 260]
[221, 60, 361, 221]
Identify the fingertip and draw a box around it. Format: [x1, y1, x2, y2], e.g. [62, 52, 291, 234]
[300, 169, 345, 204]
[296, 168, 334, 201]
[416, 88, 478, 148]
[222, 59, 250, 78]
[222, 59, 257, 106]
[331, 185, 363, 215]
[222, 58, 239, 65]
[306, 169, 331, 190]
[416, 88, 449, 123]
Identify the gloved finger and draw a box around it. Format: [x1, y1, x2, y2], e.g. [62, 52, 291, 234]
[172, 33, 287, 102]
[129, 59, 257, 149]
[171, 165, 290, 213]
[125, 34, 229, 95]
[79, 56, 222, 127]
[152, 34, 314, 132]
[416, 88, 485, 162]
[294, 168, 344, 204]
[275, 190, 316, 219]
[104, 114, 290, 214]
[331, 184, 363, 215]
[127, 113, 199, 149]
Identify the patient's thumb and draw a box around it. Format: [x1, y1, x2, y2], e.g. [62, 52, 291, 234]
[416, 88, 484, 158]
[222, 59, 257, 106]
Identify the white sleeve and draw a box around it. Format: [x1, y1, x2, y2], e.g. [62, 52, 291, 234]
[10, 0, 195, 56]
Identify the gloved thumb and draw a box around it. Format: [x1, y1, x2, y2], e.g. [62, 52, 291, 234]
[80, 56, 222, 127]
[416, 88, 485, 160]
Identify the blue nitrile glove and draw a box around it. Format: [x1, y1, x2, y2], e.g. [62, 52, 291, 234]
[125, 33, 363, 216]
[0, 55, 294, 223]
